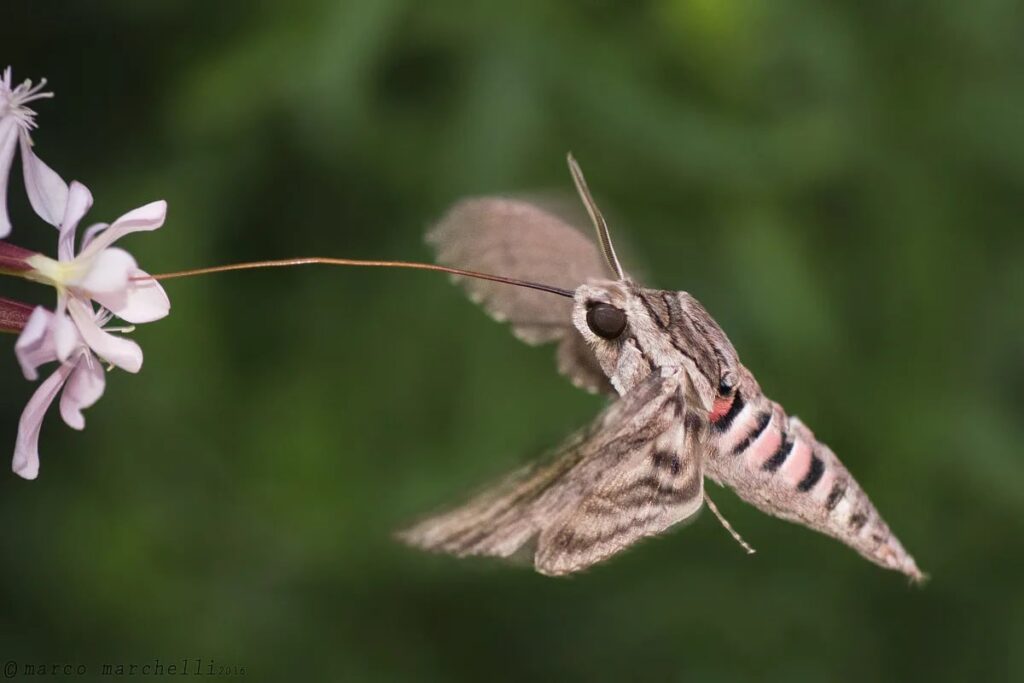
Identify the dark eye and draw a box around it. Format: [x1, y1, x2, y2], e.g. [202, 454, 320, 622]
[586, 303, 627, 339]
[718, 371, 737, 396]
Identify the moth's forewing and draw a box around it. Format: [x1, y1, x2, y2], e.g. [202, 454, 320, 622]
[535, 369, 709, 575]
[398, 369, 708, 574]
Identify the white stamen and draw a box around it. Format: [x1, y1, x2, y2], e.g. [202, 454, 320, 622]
[1, 67, 54, 129]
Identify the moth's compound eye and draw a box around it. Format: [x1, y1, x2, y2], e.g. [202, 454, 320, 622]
[586, 303, 627, 340]
[718, 371, 737, 396]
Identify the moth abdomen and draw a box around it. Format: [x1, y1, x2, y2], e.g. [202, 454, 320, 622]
[797, 453, 825, 492]
[728, 411, 771, 455]
[824, 479, 848, 511]
[705, 384, 924, 582]
[762, 434, 794, 473]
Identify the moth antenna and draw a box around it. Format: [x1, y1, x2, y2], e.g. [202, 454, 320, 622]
[566, 152, 626, 280]
[704, 492, 756, 555]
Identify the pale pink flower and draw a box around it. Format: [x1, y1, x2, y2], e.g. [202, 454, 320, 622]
[12, 306, 117, 479]
[9, 181, 169, 479]
[0, 67, 65, 238]
[25, 180, 170, 325]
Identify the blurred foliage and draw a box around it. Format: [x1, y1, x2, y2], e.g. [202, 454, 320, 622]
[2, 0, 1023, 680]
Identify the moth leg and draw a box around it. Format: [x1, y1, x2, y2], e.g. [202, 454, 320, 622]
[704, 491, 756, 555]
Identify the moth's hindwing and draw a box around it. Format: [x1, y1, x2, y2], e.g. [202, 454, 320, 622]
[429, 197, 614, 394]
[398, 368, 709, 575]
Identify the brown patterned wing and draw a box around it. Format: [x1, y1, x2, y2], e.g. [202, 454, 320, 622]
[534, 370, 708, 575]
[428, 197, 613, 394]
[398, 368, 708, 575]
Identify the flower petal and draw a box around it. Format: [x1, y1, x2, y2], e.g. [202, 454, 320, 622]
[80, 222, 109, 251]
[13, 363, 73, 480]
[91, 268, 170, 323]
[68, 299, 142, 373]
[72, 247, 136, 294]
[0, 118, 19, 238]
[51, 308, 80, 363]
[57, 181, 93, 262]
[14, 306, 57, 380]
[59, 356, 105, 430]
[79, 200, 166, 257]
[20, 134, 68, 227]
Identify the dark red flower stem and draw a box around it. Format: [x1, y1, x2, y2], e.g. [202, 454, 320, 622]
[0, 296, 34, 334]
[0, 241, 36, 275]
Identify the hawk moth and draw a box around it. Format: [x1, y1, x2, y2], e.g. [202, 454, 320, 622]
[399, 155, 924, 582]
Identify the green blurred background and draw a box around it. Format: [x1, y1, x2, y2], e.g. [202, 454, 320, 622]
[3, 1, 1023, 680]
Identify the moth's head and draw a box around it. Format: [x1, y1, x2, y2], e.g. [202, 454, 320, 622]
[564, 154, 742, 406]
[571, 279, 649, 396]
[572, 280, 739, 407]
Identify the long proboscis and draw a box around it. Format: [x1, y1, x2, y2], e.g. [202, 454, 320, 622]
[142, 257, 575, 298]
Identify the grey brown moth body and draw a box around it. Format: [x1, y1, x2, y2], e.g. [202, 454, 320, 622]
[399, 154, 924, 583]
